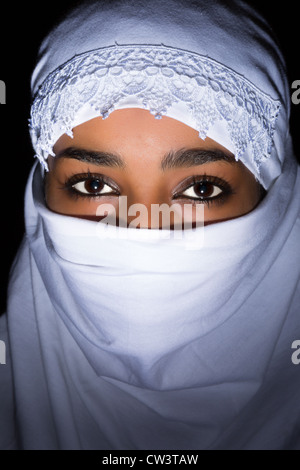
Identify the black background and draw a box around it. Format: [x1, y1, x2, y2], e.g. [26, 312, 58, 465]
[0, 0, 299, 314]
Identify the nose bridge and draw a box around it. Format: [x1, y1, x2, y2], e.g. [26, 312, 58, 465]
[125, 193, 165, 229]
[118, 171, 168, 227]
[117, 194, 183, 229]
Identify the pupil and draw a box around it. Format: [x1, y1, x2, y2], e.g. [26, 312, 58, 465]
[85, 179, 104, 193]
[194, 182, 214, 198]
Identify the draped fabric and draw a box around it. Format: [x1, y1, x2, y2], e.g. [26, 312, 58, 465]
[1, 0, 299, 449]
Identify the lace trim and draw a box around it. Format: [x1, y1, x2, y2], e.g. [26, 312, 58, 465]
[29, 44, 281, 172]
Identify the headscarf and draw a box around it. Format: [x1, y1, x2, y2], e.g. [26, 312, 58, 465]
[1, 0, 299, 450]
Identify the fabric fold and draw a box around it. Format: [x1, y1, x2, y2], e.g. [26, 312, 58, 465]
[2, 0, 300, 450]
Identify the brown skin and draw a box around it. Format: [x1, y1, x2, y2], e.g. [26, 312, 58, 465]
[45, 108, 263, 228]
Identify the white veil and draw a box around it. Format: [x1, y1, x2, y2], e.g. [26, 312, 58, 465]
[1, 0, 299, 450]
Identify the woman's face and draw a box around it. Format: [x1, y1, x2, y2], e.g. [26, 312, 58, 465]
[45, 108, 263, 228]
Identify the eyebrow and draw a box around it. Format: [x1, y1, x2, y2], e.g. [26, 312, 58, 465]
[160, 148, 235, 170]
[55, 146, 235, 170]
[55, 147, 126, 168]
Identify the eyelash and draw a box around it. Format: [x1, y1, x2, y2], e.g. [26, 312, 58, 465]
[61, 171, 120, 200]
[173, 175, 234, 206]
[61, 172, 234, 206]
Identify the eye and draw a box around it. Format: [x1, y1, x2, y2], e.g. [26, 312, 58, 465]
[173, 176, 233, 205]
[181, 181, 222, 200]
[64, 172, 120, 198]
[72, 178, 115, 196]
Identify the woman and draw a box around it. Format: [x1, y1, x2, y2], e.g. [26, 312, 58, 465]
[1, 0, 299, 450]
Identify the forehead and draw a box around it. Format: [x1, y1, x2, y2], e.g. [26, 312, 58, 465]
[53, 108, 232, 160]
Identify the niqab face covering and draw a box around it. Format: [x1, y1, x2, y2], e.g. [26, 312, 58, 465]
[2, 0, 300, 450]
